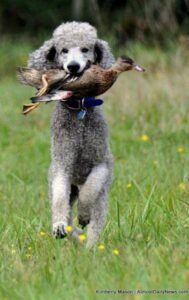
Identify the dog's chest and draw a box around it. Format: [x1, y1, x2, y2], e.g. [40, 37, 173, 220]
[52, 105, 110, 183]
[73, 111, 108, 160]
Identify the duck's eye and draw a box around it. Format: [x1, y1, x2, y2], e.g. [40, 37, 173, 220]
[81, 48, 89, 53]
[61, 48, 69, 54]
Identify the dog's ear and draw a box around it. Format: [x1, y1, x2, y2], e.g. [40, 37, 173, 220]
[46, 46, 56, 61]
[94, 42, 103, 64]
[28, 39, 57, 69]
[94, 40, 115, 69]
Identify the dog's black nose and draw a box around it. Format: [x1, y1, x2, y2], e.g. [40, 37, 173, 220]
[67, 61, 80, 73]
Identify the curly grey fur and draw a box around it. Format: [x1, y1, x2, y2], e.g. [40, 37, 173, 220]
[28, 22, 115, 247]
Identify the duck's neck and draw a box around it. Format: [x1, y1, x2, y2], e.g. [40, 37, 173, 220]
[111, 63, 133, 74]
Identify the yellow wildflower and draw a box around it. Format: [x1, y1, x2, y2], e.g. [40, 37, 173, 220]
[78, 234, 86, 241]
[98, 244, 105, 251]
[127, 182, 132, 189]
[178, 183, 186, 191]
[177, 147, 185, 153]
[113, 249, 119, 256]
[66, 225, 73, 233]
[140, 134, 150, 142]
[39, 230, 46, 237]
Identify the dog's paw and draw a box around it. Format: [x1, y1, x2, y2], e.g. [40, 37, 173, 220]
[78, 216, 90, 228]
[52, 222, 67, 239]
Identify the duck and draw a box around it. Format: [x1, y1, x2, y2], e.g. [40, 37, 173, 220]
[17, 55, 145, 115]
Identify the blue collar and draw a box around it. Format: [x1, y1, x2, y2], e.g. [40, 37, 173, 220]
[65, 96, 104, 120]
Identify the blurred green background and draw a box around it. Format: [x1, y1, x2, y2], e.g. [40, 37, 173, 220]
[0, 0, 189, 43]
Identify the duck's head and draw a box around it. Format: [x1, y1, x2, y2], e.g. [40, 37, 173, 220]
[114, 55, 145, 73]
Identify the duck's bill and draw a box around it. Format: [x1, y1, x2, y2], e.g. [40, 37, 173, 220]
[134, 64, 145, 72]
[31, 91, 73, 103]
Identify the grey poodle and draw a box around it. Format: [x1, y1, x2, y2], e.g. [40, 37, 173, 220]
[28, 21, 115, 247]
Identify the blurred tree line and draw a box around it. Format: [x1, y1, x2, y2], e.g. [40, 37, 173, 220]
[0, 0, 188, 45]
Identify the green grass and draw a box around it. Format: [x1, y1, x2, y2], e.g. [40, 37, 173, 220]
[0, 40, 189, 300]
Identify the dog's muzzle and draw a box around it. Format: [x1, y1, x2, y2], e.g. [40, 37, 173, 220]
[67, 61, 80, 74]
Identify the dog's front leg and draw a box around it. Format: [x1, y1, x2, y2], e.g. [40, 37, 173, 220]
[51, 170, 71, 238]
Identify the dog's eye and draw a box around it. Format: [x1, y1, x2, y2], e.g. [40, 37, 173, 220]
[61, 48, 69, 54]
[81, 48, 89, 53]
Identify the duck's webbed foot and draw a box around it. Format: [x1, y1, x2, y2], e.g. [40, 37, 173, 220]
[22, 103, 40, 115]
[37, 74, 49, 96]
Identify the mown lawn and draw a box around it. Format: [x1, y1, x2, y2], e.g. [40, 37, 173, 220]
[0, 39, 189, 299]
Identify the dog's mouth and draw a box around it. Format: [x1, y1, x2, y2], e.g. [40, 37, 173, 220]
[69, 71, 81, 76]
[65, 60, 92, 76]
[63, 68, 81, 76]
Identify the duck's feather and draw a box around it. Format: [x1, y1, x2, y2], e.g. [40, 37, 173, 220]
[17, 67, 69, 89]
[16, 67, 43, 88]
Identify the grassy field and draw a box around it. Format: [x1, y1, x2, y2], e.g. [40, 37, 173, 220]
[0, 38, 189, 300]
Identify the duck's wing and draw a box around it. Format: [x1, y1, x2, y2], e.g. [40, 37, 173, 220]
[31, 91, 73, 103]
[17, 67, 43, 88]
[44, 69, 68, 84]
[46, 74, 79, 93]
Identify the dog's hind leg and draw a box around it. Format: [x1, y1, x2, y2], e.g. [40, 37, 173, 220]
[77, 163, 112, 247]
[86, 189, 108, 248]
[78, 163, 110, 228]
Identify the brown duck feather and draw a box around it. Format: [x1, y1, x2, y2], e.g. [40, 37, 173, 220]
[17, 67, 68, 89]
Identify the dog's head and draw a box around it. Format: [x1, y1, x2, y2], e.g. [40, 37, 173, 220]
[47, 44, 97, 75]
[43, 22, 114, 74]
